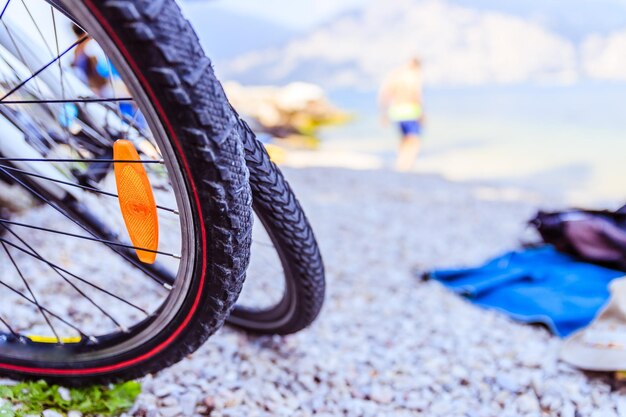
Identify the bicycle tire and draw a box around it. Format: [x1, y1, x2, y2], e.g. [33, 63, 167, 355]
[227, 120, 325, 335]
[0, 0, 252, 384]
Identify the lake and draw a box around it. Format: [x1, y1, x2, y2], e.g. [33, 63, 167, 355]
[324, 83, 626, 206]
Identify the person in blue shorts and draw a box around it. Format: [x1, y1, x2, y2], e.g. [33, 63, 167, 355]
[379, 58, 425, 171]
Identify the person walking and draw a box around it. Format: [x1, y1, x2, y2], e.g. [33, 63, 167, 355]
[379, 58, 425, 172]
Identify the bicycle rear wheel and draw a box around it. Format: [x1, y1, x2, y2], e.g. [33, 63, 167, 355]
[228, 123, 325, 335]
[0, 0, 251, 384]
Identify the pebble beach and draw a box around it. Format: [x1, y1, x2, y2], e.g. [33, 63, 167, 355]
[133, 167, 625, 417]
[3, 166, 626, 416]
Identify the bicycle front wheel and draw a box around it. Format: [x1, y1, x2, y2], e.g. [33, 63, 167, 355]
[0, 0, 251, 384]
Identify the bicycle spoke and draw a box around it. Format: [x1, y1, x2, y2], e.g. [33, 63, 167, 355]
[104, 55, 124, 121]
[20, 0, 53, 57]
[0, 157, 163, 164]
[0, 34, 88, 102]
[0, 235, 149, 315]
[0, 315, 17, 337]
[0, 167, 180, 272]
[1, 241, 61, 342]
[0, 218, 179, 258]
[50, 5, 73, 145]
[0, 165, 176, 287]
[1, 21, 48, 101]
[0, 97, 134, 104]
[0, 19, 61, 154]
[2, 225, 130, 330]
[0, 164, 178, 214]
[0, 0, 10, 22]
[124, 106, 141, 138]
[0, 267, 87, 339]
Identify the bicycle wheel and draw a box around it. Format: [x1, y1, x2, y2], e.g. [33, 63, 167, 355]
[227, 121, 325, 335]
[0, 0, 251, 384]
[24, 0, 325, 336]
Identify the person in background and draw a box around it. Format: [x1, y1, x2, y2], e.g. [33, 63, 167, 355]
[379, 57, 425, 172]
[70, 24, 154, 156]
[71, 24, 109, 95]
[71, 23, 133, 118]
[71, 24, 148, 125]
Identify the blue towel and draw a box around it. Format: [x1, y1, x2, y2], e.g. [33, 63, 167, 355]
[429, 246, 624, 337]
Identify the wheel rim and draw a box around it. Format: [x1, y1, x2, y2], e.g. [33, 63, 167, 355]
[0, 0, 198, 366]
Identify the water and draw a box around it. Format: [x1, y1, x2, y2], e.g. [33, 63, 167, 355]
[324, 83, 626, 205]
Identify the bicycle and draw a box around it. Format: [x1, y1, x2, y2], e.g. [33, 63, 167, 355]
[0, 0, 324, 384]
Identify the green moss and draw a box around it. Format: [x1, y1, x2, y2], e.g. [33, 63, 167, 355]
[0, 380, 141, 417]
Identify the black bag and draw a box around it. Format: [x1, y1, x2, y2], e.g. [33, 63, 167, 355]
[531, 205, 626, 271]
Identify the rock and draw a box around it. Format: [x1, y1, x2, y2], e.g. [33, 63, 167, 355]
[159, 406, 182, 417]
[179, 393, 198, 416]
[202, 397, 216, 415]
[369, 385, 394, 404]
[146, 409, 160, 417]
[516, 394, 540, 414]
[160, 396, 179, 407]
[42, 410, 63, 417]
[57, 387, 71, 402]
[560, 402, 576, 417]
[617, 396, 626, 417]
[496, 374, 521, 393]
[0, 379, 17, 386]
[154, 385, 176, 398]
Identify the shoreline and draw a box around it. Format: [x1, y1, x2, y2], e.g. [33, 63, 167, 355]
[280, 142, 625, 209]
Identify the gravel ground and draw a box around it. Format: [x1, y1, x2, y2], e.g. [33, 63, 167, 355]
[133, 168, 625, 417]
[5, 167, 626, 416]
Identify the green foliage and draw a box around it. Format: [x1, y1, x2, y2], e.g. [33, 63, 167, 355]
[0, 380, 141, 417]
[0, 402, 16, 417]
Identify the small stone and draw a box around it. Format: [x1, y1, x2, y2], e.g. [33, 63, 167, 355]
[160, 406, 182, 417]
[146, 409, 160, 417]
[516, 394, 540, 414]
[179, 393, 198, 416]
[57, 387, 71, 402]
[591, 409, 616, 417]
[43, 410, 63, 417]
[154, 385, 176, 398]
[67, 411, 82, 417]
[138, 394, 158, 408]
[0, 379, 17, 386]
[370, 385, 394, 404]
[617, 397, 626, 416]
[496, 374, 521, 393]
[202, 397, 216, 414]
[160, 396, 178, 407]
[560, 402, 576, 417]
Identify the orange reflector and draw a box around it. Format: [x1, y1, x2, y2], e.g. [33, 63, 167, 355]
[113, 140, 159, 264]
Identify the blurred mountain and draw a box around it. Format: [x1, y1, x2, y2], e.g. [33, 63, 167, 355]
[218, 0, 626, 90]
[221, 0, 577, 89]
[181, 2, 295, 60]
[452, 0, 626, 41]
